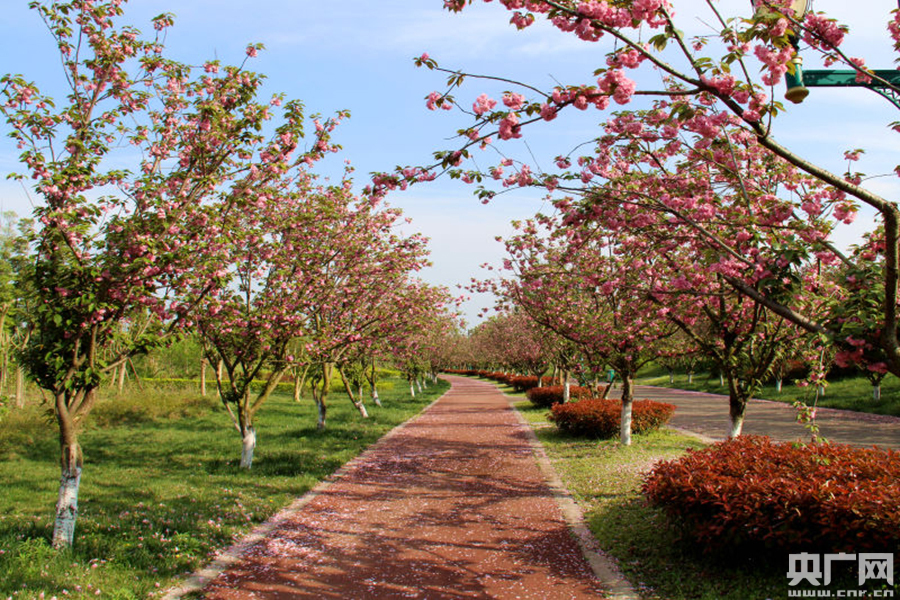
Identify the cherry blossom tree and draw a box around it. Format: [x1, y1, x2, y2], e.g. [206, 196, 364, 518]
[0, 0, 339, 547]
[386, 282, 461, 396]
[468, 310, 550, 376]
[485, 212, 676, 445]
[298, 203, 432, 428]
[194, 174, 353, 469]
[376, 0, 900, 379]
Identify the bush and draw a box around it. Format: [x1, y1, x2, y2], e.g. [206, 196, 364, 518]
[549, 398, 675, 438]
[526, 385, 590, 408]
[482, 371, 514, 385]
[642, 436, 900, 554]
[510, 375, 539, 392]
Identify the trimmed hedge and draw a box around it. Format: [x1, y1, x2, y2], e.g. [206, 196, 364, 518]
[642, 436, 900, 553]
[510, 375, 556, 392]
[549, 398, 675, 438]
[526, 385, 590, 408]
[510, 375, 538, 392]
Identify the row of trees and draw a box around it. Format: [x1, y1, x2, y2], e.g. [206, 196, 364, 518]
[0, 0, 458, 549]
[364, 1, 900, 442]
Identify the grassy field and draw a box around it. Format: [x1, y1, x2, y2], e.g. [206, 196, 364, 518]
[0, 377, 448, 600]
[636, 365, 900, 417]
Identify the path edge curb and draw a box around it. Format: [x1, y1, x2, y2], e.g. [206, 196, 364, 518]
[504, 393, 641, 600]
[160, 383, 451, 600]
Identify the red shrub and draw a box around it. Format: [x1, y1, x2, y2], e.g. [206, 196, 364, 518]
[484, 372, 514, 385]
[525, 385, 590, 408]
[549, 398, 675, 438]
[642, 436, 900, 553]
[510, 375, 540, 392]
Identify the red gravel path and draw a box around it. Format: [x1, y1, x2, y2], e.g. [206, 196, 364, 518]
[198, 376, 609, 599]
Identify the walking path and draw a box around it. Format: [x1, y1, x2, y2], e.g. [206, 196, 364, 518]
[621, 384, 900, 448]
[171, 376, 622, 599]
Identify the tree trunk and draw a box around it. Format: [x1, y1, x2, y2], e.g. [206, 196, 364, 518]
[316, 397, 327, 429]
[339, 368, 368, 418]
[668, 368, 675, 384]
[213, 357, 225, 401]
[240, 427, 256, 469]
[200, 359, 207, 396]
[600, 381, 613, 400]
[725, 373, 748, 439]
[312, 364, 333, 430]
[776, 378, 783, 393]
[563, 379, 571, 403]
[728, 391, 748, 439]
[874, 384, 882, 401]
[728, 412, 745, 439]
[409, 381, 416, 397]
[372, 385, 381, 407]
[294, 364, 310, 403]
[688, 372, 694, 383]
[620, 375, 634, 446]
[52, 453, 82, 548]
[52, 396, 83, 549]
[719, 372, 725, 387]
[117, 361, 126, 392]
[14, 366, 25, 408]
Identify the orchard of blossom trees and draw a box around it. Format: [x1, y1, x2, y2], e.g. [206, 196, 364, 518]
[0, 0, 459, 548]
[4, 0, 900, 556]
[375, 0, 900, 444]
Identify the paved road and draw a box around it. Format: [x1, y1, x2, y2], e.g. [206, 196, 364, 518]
[608, 384, 900, 449]
[188, 375, 615, 599]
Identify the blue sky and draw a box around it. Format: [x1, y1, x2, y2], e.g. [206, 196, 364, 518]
[1, 0, 899, 325]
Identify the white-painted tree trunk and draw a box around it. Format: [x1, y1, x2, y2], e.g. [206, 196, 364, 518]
[729, 414, 744, 439]
[240, 428, 256, 469]
[410, 382, 416, 398]
[776, 378, 783, 393]
[417, 379, 423, 392]
[354, 401, 368, 418]
[688, 372, 694, 383]
[14, 366, 25, 408]
[372, 387, 381, 407]
[52, 466, 82, 548]
[668, 371, 675, 384]
[874, 385, 882, 401]
[620, 398, 633, 446]
[719, 373, 725, 387]
[200, 360, 207, 396]
[563, 380, 571, 403]
[817, 385, 825, 397]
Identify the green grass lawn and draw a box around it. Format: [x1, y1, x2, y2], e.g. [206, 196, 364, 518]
[0, 377, 448, 600]
[636, 365, 900, 417]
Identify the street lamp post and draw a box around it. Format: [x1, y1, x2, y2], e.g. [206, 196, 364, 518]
[755, 0, 900, 109]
